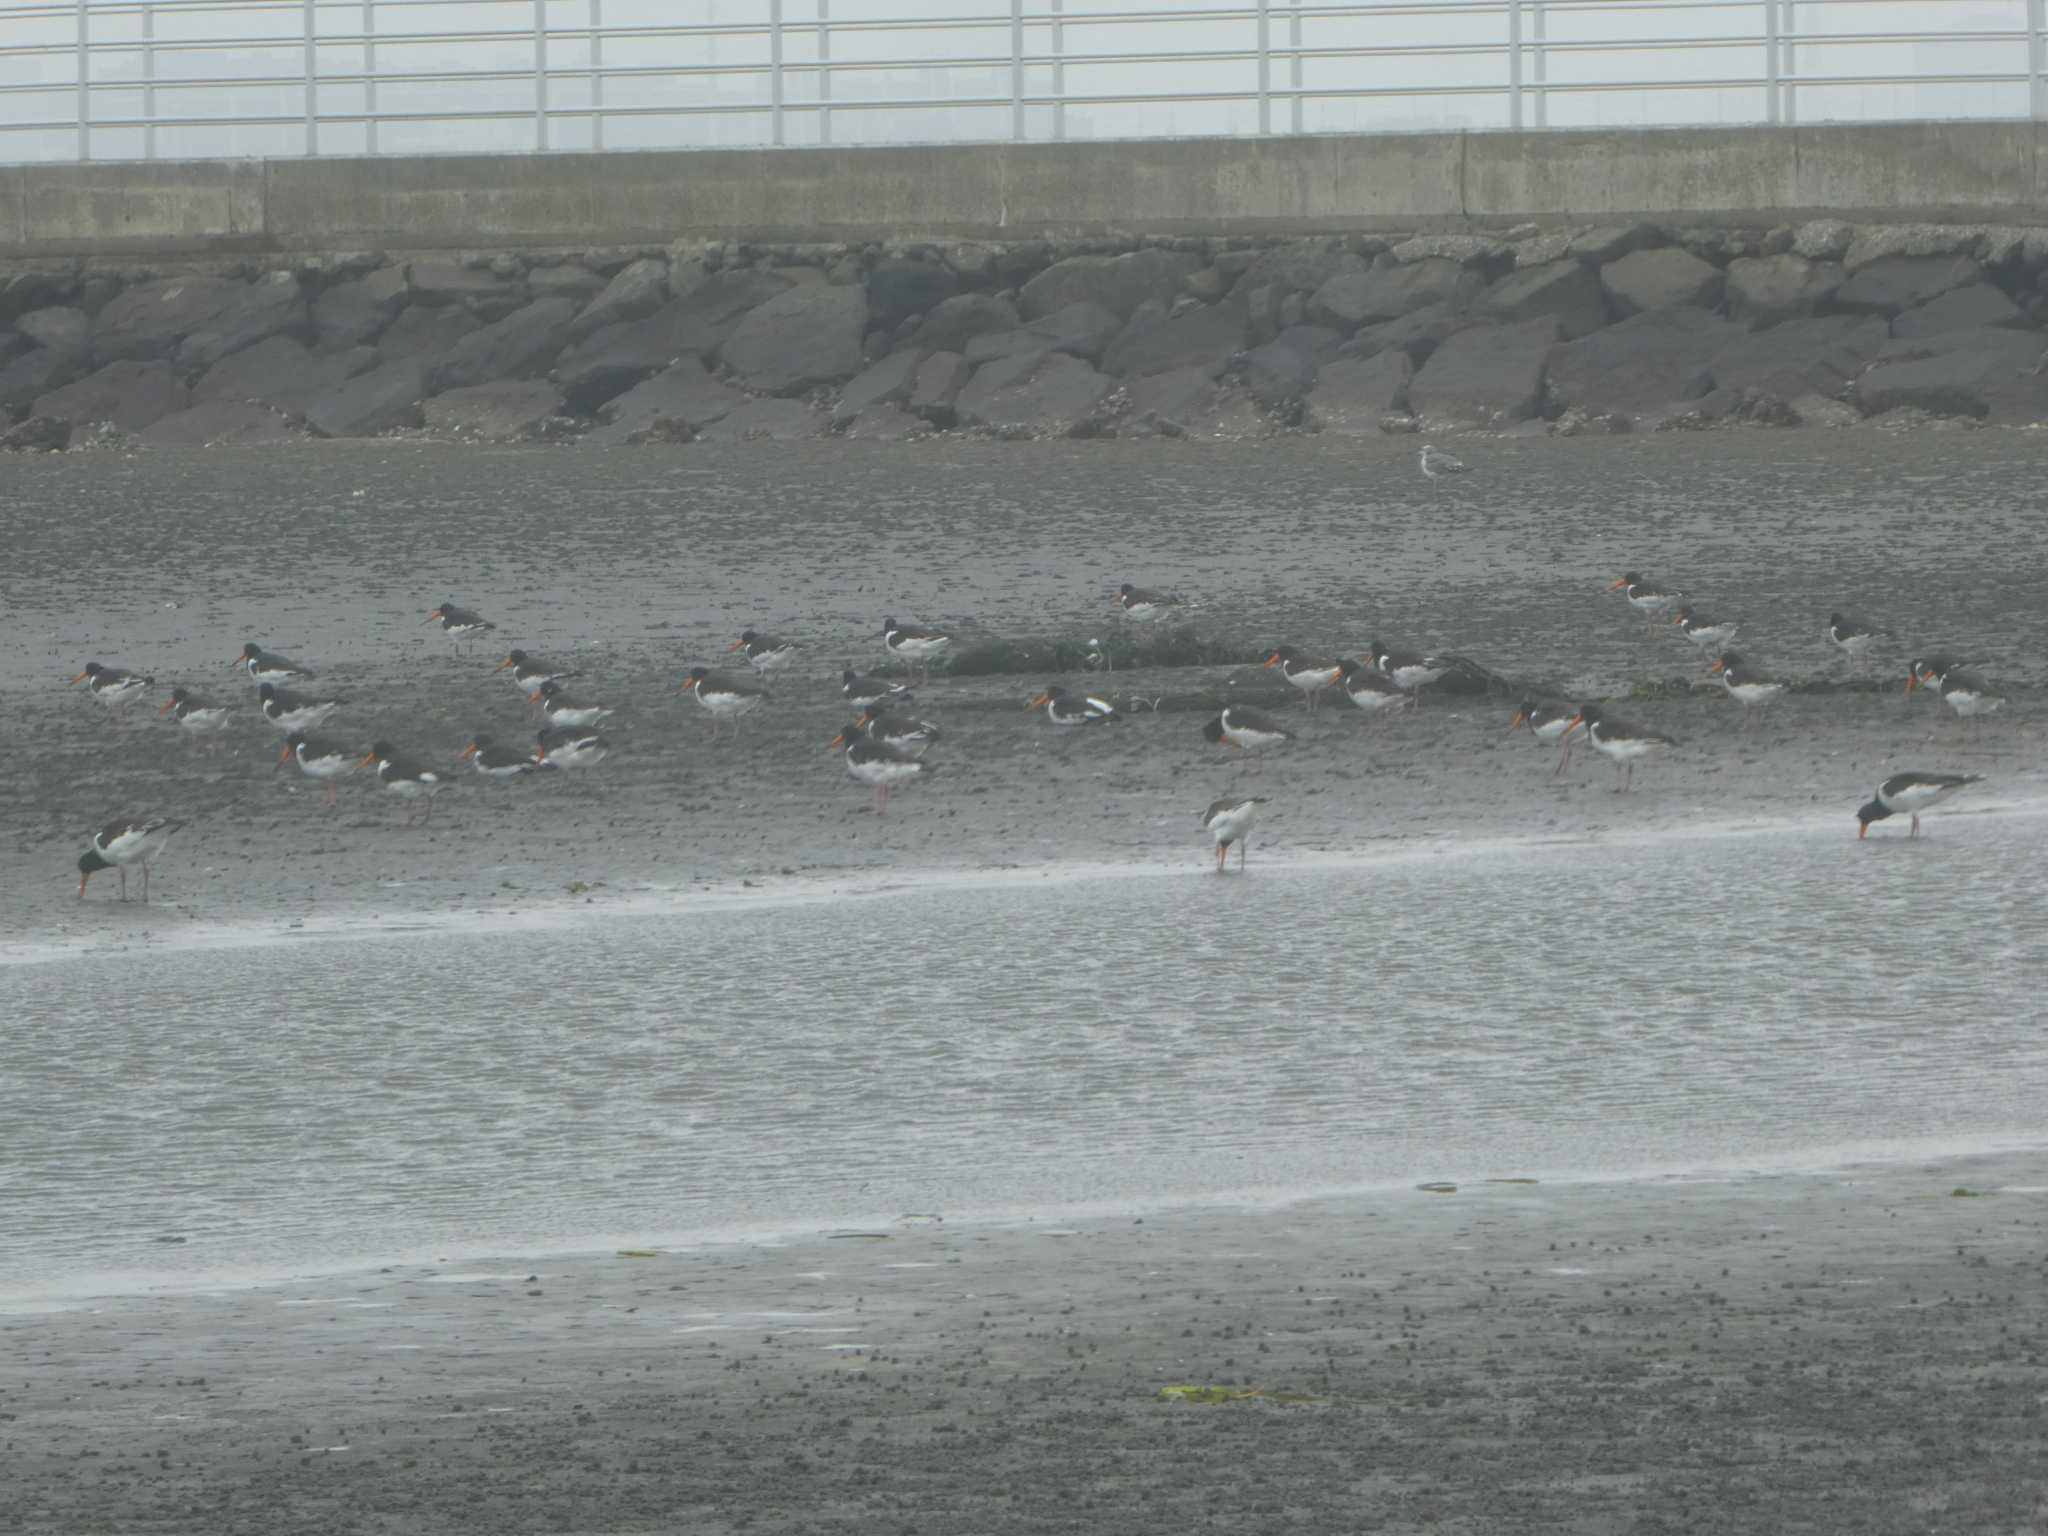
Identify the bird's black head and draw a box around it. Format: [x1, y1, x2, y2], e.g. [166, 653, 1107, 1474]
[77, 848, 109, 875]
[881, 617, 896, 631]
[240, 642, 262, 658]
[258, 682, 277, 700]
[1201, 718, 1226, 745]
[284, 731, 308, 749]
[1575, 703, 1605, 726]
[1827, 612, 1846, 630]
[740, 629, 761, 644]
[1118, 583, 1135, 596]
[841, 669, 858, 684]
[367, 741, 395, 760]
[471, 734, 496, 749]
[684, 666, 709, 683]
[1042, 685, 1067, 700]
[1619, 572, 1643, 586]
[1855, 798, 1891, 835]
[536, 678, 562, 697]
[168, 686, 189, 703]
[506, 648, 529, 665]
[81, 661, 105, 678]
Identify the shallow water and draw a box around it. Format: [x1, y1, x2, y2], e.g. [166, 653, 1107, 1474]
[5, 808, 2040, 1303]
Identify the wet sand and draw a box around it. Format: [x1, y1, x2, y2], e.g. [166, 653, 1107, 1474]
[4, 431, 2043, 951]
[10, 1155, 2046, 1534]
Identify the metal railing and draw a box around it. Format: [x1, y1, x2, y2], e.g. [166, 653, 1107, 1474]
[1, 0, 2042, 164]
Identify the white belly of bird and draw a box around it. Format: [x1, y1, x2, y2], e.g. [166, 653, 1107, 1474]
[1225, 724, 1289, 751]
[1531, 717, 1579, 744]
[98, 679, 146, 706]
[1835, 632, 1874, 655]
[1946, 690, 2000, 717]
[551, 741, 607, 768]
[102, 827, 169, 865]
[1207, 804, 1258, 845]
[750, 649, 795, 672]
[1289, 669, 1338, 694]
[1592, 732, 1657, 761]
[548, 702, 611, 727]
[300, 757, 351, 780]
[1885, 782, 1959, 814]
[1389, 664, 1444, 691]
[1726, 680, 1782, 707]
[271, 702, 338, 732]
[890, 636, 950, 661]
[1348, 687, 1407, 715]
[180, 709, 231, 732]
[1686, 624, 1736, 648]
[848, 756, 923, 789]
[698, 691, 762, 718]
[384, 775, 442, 798]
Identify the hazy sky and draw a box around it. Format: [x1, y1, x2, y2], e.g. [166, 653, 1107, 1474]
[0, 0, 2033, 163]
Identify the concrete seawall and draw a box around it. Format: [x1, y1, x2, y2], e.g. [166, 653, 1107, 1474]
[5, 121, 2046, 258]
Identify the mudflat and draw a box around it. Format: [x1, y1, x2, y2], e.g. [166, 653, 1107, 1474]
[5, 430, 2042, 948]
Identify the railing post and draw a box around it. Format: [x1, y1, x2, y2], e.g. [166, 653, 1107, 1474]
[1763, 0, 1780, 125]
[819, 0, 832, 146]
[2029, 0, 2045, 119]
[365, 0, 378, 154]
[1256, 0, 1270, 135]
[303, 0, 318, 154]
[770, 0, 785, 146]
[1507, 0, 1522, 130]
[1010, 0, 1024, 141]
[534, 0, 549, 150]
[1051, 0, 1064, 142]
[1531, 0, 1546, 128]
[590, 0, 602, 151]
[74, 0, 87, 161]
[1289, 0, 1302, 133]
[142, 2, 155, 159]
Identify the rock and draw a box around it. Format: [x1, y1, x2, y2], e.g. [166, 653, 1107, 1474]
[1843, 223, 1984, 272]
[1406, 316, 1560, 429]
[1891, 284, 2026, 339]
[0, 347, 80, 414]
[91, 275, 253, 365]
[1546, 307, 1738, 420]
[1182, 269, 1228, 303]
[195, 335, 379, 415]
[1237, 339, 1317, 409]
[0, 414, 70, 451]
[1101, 301, 1247, 379]
[1391, 234, 1507, 267]
[905, 294, 1020, 356]
[311, 266, 409, 351]
[832, 350, 923, 425]
[719, 284, 868, 395]
[1233, 239, 1366, 296]
[1570, 224, 1660, 262]
[586, 361, 744, 444]
[527, 264, 608, 302]
[1792, 220, 1854, 260]
[1277, 293, 1305, 330]
[1018, 250, 1202, 322]
[942, 243, 1000, 284]
[173, 272, 307, 372]
[377, 304, 482, 362]
[1657, 386, 1800, 431]
[909, 351, 973, 426]
[1852, 327, 2048, 420]
[303, 359, 431, 437]
[1724, 254, 1843, 329]
[964, 301, 1123, 367]
[567, 258, 670, 342]
[1305, 351, 1414, 434]
[838, 403, 925, 440]
[422, 380, 568, 441]
[1600, 248, 1724, 317]
[695, 397, 824, 442]
[953, 350, 1114, 437]
[1707, 315, 1888, 400]
[1271, 324, 1341, 361]
[17, 307, 89, 357]
[553, 270, 792, 412]
[140, 399, 304, 447]
[1476, 261, 1608, 340]
[1834, 256, 1983, 316]
[0, 330, 28, 370]
[407, 262, 525, 310]
[1552, 406, 1631, 436]
[33, 359, 190, 431]
[1514, 230, 1576, 268]
[867, 259, 959, 334]
[1240, 283, 1283, 346]
[0, 271, 76, 326]
[425, 297, 578, 393]
[1307, 261, 1481, 332]
[1339, 304, 1464, 364]
[1120, 365, 1273, 439]
[1788, 393, 1862, 427]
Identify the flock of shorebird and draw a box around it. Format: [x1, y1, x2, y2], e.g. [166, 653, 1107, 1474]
[63, 554, 2003, 900]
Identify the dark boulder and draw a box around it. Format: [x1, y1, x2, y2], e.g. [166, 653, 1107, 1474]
[91, 275, 251, 365]
[140, 399, 305, 447]
[527, 264, 608, 303]
[1, 414, 70, 451]
[424, 297, 578, 394]
[195, 335, 379, 415]
[1724, 254, 1843, 329]
[837, 403, 925, 441]
[552, 275, 786, 414]
[1019, 249, 1202, 322]
[586, 361, 744, 445]
[867, 259, 960, 335]
[33, 359, 190, 431]
[567, 258, 671, 343]
[1546, 308, 1738, 420]
[1476, 260, 1608, 340]
[174, 272, 308, 372]
[1337, 304, 1465, 365]
[963, 301, 1123, 367]
[1599, 248, 1724, 316]
[1307, 260, 1481, 332]
[695, 397, 825, 442]
[0, 347, 81, 416]
[1407, 317, 1559, 428]
[719, 284, 868, 396]
[1305, 351, 1415, 434]
[303, 359, 431, 438]
[1233, 240, 1367, 297]
[377, 304, 482, 361]
[1101, 301, 1247, 379]
[831, 350, 922, 427]
[1236, 339, 1317, 409]
[16, 306, 89, 358]
[422, 380, 569, 441]
[312, 265, 409, 351]
[907, 294, 1022, 355]
[0, 271, 77, 326]
[909, 351, 973, 427]
[1890, 284, 2027, 339]
[953, 350, 1114, 437]
[407, 262, 526, 313]
[1852, 327, 2048, 421]
[1707, 315, 1888, 401]
[1834, 255, 1983, 317]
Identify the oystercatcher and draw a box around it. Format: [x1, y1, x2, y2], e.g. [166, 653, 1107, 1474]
[729, 629, 799, 672]
[881, 617, 952, 680]
[1202, 705, 1293, 765]
[1906, 656, 1976, 696]
[76, 815, 181, 902]
[1826, 612, 1886, 670]
[841, 669, 914, 710]
[234, 643, 313, 685]
[680, 667, 767, 738]
[1264, 647, 1343, 711]
[536, 725, 609, 769]
[279, 732, 355, 808]
[1029, 686, 1119, 727]
[1671, 605, 1738, 656]
[1937, 670, 2003, 725]
[534, 679, 614, 729]
[1855, 771, 1983, 839]
[1567, 703, 1677, 793]
[1419, 444, 1470, 478]
[1114, 583, 1186, 622]
[357, 742, 450, 826]
[160, 687, 232, 748]
[73, 662, 152, 718]
[830, 724, 935, 815]
[1201, 796, 1265, 873]
[1367, 641, 1452, 701]
[459, 734, 540, 780]
[495, 649, 571, 700]
[859, 703, 942, 756]
[1709, 651, 1784, 727]
[1335, 658, 1414, 722]
[259, 682, 341, 734]
[1508, 698, 1583, 776]
[424, 601, 496, 652]
[1609, 573, 1684, 629]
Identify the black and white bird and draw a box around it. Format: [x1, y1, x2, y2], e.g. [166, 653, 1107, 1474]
[728, 629, 799, 673]
[73, 662, 153, 717]
[495, 649, 572, 700]
[534, 678, 614, 729]
[1335, 658, 1414, 721]
[357, 742, 450, 826]
[1826, 612, 1886, 670]
[1264, 647, 1343, 711]
[841, 669, 915, 710]
[1114, 583, 1186, 622]
[459, 734, 541, 780]
[159, 687, 232, 748]
[234, 643, 313, 685]
[279, 732, 356, 809]
[1709, 651, 1785, 726]
[1936, 670, 2003, 724]
[1856, 771, 1983, 839]
[424, 601, 496, 651]
[1029, 685, 1119, 727]
[1508, 699, 1584, 776]
[830, 724, 935, 815]
[1609, 572, 1685, 628]
[76, 815, 181, 902]
[859, 703, 943, 757]
[1201, 704, 1293, 761]
[881, 616, 952, 679]
[1419, 444, 1469, 479]
[1906, 656, 1975, 696]
[680, 667, 767, 738]
[1201, 796, 1265, 874]
[1671, 605, 1738, 656]
[1567, 703, 1677, 793]
[259, 682, 341, 734]
[1367, 641, 1453, 701]
[536, 725, 609, 769]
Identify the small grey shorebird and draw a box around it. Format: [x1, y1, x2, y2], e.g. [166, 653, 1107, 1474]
[1419, 445, 1469, 478]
